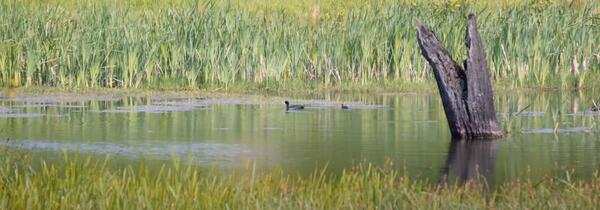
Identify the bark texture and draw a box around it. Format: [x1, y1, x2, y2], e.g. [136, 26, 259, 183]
[416, 14, 503, 139]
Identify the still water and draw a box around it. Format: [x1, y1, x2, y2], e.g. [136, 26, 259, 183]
[1, 90, 600, 185]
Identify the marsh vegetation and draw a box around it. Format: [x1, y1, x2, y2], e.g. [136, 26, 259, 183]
[2, 151, 600, 209]
[0, 0, 598, 90]
[1, 0, 600, 208]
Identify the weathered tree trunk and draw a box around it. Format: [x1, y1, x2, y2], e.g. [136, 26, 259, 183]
[416, 14, 503, 139]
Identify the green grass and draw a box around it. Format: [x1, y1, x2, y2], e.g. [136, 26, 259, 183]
[1, 151, 599, 209]
[0, 0, 598, 91]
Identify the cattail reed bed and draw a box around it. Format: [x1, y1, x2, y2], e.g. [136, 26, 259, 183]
[0, 0, 598, 90]
[0, 152, 599, 209]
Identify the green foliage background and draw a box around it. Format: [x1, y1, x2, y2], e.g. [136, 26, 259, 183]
[0, 0, 598, 90]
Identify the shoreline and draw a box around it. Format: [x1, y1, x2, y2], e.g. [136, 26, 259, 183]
[3, 84, 599, 98]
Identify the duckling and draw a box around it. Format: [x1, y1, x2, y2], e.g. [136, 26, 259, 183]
[285, 101, 304, 111]
[341, 104, 349, 109]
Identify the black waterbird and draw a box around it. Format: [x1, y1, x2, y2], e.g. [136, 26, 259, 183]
[341, 104, 349, 109]
[285, 101, 304, 111]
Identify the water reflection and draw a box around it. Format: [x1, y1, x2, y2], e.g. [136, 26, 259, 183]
[1, 90, 600, 184]
[441, 139, 499, 189]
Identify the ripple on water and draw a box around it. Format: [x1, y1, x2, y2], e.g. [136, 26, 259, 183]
[0, 113, 56, 118]
[0, 106, 13, 113]
[149, 96, 207, 101]
[302, 101, 385, 110]
[1, 140, 252, 165]
[263, 127, 282, 131]
[413, 120, 439, 124]
[524, 127, 593, 134]
[497, 111, 545, 117]
[567, 111, 600, 117]
[513, 111, 545, 116]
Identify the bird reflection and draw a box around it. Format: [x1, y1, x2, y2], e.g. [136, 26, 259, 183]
[441, 139, 500, 190]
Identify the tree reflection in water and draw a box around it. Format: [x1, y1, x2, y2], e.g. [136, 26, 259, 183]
[441, 139, 500, 190]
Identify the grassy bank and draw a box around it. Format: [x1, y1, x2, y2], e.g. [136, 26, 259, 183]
[0, 152, 598, 209]
[0, 0, 598, 90]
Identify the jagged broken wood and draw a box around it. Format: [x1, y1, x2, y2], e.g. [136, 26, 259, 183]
[416, 14, 503, 139]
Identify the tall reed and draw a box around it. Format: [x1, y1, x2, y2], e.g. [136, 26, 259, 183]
[0, 0, 598, 90]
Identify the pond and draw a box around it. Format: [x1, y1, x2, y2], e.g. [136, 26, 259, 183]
[1, 90, 600, 185]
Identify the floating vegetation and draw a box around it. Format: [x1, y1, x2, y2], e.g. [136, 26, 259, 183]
[0, 95, 119, 103]
[13, 103, 87, 109]
[92, 105, 208, 113]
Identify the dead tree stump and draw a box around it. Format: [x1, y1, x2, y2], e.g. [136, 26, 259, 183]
[416, 14, 503, 139]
